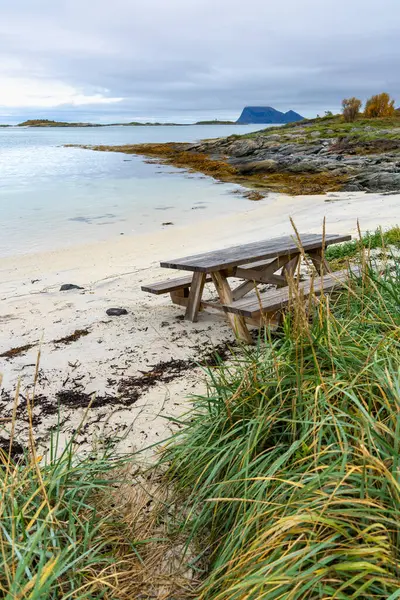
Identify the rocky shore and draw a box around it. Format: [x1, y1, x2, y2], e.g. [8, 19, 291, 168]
[76, 115, 400, 195]
[188, 116, 400, 194]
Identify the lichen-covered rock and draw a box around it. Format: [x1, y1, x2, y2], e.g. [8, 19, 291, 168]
[235, 159, 279, 174]
[287, 161, 321, 173]
[226, 138, 262, 157]
[354, 172, 400, 192]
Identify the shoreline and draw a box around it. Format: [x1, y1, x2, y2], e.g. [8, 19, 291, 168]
[1, 191, 399, 455]
[79, 114, 400, 196]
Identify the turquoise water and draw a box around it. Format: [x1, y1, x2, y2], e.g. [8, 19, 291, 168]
[0, 124, 269, 257]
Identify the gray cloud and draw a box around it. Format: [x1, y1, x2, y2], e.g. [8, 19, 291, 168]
[1, 0, 400, 122]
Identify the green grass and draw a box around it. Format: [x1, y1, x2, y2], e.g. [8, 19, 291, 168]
[325, 226, 400, 263]
[243, 115, 400, 142]
[161, 257, 400, 599]
[0, 414, 197, 599]
[0, 428, 130, 599]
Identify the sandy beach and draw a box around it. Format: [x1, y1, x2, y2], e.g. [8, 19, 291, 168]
[1, 189, 399, 455]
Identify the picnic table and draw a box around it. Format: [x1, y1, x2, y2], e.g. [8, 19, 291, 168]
[142, 232, 352, 343]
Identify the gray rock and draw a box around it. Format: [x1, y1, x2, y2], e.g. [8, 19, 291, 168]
[345, 184, 366, 192]
[305, 145, 323, 155]
[277, 144, 300, 156]
[287, 161, 321, 173]
[60, 284, 84, 291]
[310, 131, 322, 138]
[106, 308, 128, 316]
[235, 159, 278, 174]
[226, 138, 261, 157]
[355, 172, 400, 191]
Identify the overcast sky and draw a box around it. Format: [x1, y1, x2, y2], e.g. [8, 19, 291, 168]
[1, 0, 399, 123]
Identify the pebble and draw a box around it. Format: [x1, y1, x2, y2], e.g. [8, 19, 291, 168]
[60, 284, 84, 291]
[106, 308, 128, 316]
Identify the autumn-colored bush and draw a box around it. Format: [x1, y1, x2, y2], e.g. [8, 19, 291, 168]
[364, 92, 396, 118]
[341, 97, 362, 122]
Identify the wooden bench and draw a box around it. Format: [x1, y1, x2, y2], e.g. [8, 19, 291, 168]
[141, 257, 277, 296]
[223, 267, 360, 318]
[141, 257, 297, 315]
[141, 274, 212, 295]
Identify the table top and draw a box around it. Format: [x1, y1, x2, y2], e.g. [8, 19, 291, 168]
[160, 233, 351, 273]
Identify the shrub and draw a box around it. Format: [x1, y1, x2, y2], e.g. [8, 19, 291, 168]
[364, 92, 396, 118]
[342, 97, 362, 122]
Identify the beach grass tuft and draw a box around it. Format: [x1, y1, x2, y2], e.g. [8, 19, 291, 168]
[160, 251, 400, 598]
[326, 226, 400, 265]
[0, 400, 198, 599]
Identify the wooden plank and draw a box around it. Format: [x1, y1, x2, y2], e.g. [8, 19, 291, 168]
[237, 258, 276, 271]
[185, 272, 207, 322]
[235, 254, 300, 285]
[282, 255, 301, 279]
[308, 249, 332, 275]
[211, 272, 253, 344]
[170, 289, 190, 307]
[142, 274, 211, 295]
[223, 267, 359, 318]
[232, 280, 257, 301]
[278, 254, 301, 287]
[169, 294, 224, 313]
[160, 233, 351, 273]
[266, 274, 287, 286]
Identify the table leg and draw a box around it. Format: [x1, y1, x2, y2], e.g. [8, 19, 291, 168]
[308, 249, 331, 275]
[211, 271, 253, 344]
[282, 255, 301, 280]
[185, 272, 206, 322]
[232, 279, 256, 301]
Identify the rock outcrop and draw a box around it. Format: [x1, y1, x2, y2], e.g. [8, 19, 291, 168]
[190, 120, 400, 193]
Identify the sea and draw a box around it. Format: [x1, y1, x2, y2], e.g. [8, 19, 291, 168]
[0, 124, 271, 257]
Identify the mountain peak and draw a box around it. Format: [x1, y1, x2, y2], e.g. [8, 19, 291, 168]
[236, 106, 304, 124]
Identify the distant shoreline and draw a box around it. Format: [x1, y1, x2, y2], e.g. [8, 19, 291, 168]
[1, 106, 305, 129]
[2, 119, 244, 128]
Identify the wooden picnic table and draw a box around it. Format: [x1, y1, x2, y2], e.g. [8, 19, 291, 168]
[144, 232, 352, 343]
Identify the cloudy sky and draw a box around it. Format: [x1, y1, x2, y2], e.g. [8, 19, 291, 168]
[1, 0, 399, 123]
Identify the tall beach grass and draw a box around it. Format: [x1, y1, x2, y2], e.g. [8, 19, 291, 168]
[162, 252, 400, 598]
[0, 404, 197, 599]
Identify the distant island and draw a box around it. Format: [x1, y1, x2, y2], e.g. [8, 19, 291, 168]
[236, 106, 304, 124]
[18, 119, 102, 128]
[16, 118, 238, 127]
[14, 109, 304, 128]
[195, 120, 236, 125]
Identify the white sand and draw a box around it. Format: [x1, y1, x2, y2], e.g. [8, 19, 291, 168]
[1, 190, 398, 454]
